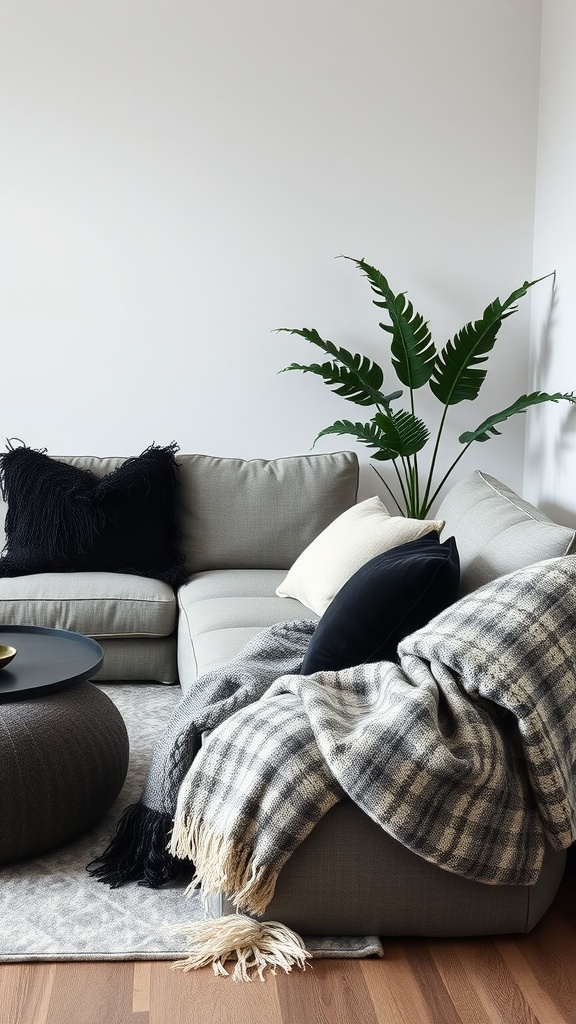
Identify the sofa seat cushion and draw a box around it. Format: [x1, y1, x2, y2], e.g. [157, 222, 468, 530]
[178, 569, 318, 688]
[0, 571, 177, 639]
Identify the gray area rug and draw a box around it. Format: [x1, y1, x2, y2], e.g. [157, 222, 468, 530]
[0, 682, 383, 962]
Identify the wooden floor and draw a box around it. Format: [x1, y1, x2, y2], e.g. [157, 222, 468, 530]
[2, 868, 576, 1024]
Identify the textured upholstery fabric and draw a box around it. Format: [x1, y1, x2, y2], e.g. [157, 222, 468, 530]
[177, 569, 317, 689]
[0, 450, 359, 575]
[276, 495, 445, 615]
[216, 800, 566, 935]
[0, 681, 129, 865]
[93, 637, 177, 682]
[0, 571, 177, 638]
[174, 452, 359, 572]
[301, 533, 460, 674]
[436, 470, 576, 596]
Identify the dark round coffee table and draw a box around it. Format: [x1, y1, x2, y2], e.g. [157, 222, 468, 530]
[0, 624, 104, 700]
[0, 625, 129, 865]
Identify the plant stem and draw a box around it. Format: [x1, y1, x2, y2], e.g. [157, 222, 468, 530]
[411, 462, 420, 516]
[409, 460, 420, 518]
[371, 465, 406, 515]
[400, 455, 414, 516]
[421, 403, 451, 513]
[409, 388, 420, 516]
[419, 440, 474, 517]
[393, 458, 411, 514]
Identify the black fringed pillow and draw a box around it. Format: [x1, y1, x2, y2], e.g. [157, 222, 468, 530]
[0, 442, 190, 587]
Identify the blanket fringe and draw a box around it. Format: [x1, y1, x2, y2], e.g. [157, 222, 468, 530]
[169, 815, 278, 916]
[170, 914, 311, 981]
[87, 802, 185, 888]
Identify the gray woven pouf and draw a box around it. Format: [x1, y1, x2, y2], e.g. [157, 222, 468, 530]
[0, 681, 129, 865]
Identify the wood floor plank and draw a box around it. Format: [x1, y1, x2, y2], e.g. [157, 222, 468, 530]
[132, 963, 151, 1016]
[46, 962, 136, 1024]
[450, 940, 540, 1024]
[502, 907, 576, 1023]
[361, 958, 422, 1024]
[275, 959, 379, 1024]
[494, 937, 571, 1024]
[429, 941, 493, 1024]
[401, 941, 462, 1023]
[360, 942, 441, 1024]
[148, 961, 282, 1024]
[0, 962, 55, 1024]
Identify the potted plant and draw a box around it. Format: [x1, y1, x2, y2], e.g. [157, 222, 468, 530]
[278, 257, 574, 519]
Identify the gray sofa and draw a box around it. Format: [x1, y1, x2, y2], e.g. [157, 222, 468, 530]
[0, 449, 574, 936]
[0, 451, 357, 686]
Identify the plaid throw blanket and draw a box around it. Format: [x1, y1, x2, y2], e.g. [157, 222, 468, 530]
[168, 556, 576, 917]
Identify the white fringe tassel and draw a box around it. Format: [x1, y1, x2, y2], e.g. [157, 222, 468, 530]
[169, 815, 279, 916]
[171, 914, 312, 982]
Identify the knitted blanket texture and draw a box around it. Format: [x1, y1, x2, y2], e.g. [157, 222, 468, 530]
[88, 619, 316, 886]
[92, 556, 576, 913]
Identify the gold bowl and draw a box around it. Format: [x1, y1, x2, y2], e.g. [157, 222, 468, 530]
[0, 645, 17, 669]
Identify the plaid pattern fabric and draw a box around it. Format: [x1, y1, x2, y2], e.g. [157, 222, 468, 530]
[173, 693, 344, 906]
[171, 557, 576, 908]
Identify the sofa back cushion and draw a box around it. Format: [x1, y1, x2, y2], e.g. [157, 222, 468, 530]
[436, 470, 576, 596]
[0, 450, 359, 575]
[175, 451, 359, 572]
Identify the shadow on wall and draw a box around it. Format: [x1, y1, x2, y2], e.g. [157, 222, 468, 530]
[539, 497, 576, 531]
[528, 277, 576, 528]
[527, 277, 558, 485]
[532, 273, 558, 388]
[539, 399, 576, 529]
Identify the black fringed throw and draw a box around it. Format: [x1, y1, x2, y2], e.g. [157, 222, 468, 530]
[87, 619, 316, 887]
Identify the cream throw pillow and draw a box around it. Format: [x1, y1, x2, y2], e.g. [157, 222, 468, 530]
[276, 496, 445, 615]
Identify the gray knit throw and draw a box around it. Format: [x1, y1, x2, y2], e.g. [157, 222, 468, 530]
[88, 618, 316, 887]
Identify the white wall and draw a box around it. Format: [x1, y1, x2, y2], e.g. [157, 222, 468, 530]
[0, 0, 542, 507]
[525, 0, 576, 525]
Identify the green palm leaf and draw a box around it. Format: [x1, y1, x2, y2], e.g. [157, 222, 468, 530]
[459, 391, 576, 444]
[314, 411, 428, 461]
[278, 327, 402, 410]
[313, 419, 397, 460]
[341, 256, 436, 389]
[372, 410, 429, 459]
[430, 275, 552, 406]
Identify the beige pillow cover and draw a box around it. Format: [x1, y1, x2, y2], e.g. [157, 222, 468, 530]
[276, 495, 445, 615]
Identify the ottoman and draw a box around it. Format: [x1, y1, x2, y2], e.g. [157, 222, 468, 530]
[0, 681, 129, 865]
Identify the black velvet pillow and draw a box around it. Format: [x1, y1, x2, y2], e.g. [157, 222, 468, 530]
[300, 531, 460, 674]
[0, 441, 190, 587]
